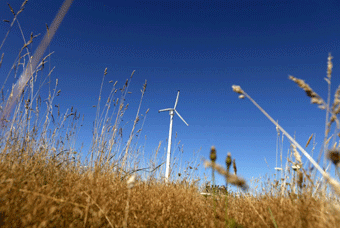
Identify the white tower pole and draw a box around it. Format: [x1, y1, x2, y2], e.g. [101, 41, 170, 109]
[165, 110, 174, 182]
[159, 90, 189, 183]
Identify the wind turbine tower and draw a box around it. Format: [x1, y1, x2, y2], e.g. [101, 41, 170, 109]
[159, 90, 189, 183]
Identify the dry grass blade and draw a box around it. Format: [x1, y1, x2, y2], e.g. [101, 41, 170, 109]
[244, 196, 271, 228]
[122, 77, 146, 170]
[82, 192, 114, 228]
[16, 7, 25, 16]
[19, 189, 86, 208]
[0, 53, 3, 68]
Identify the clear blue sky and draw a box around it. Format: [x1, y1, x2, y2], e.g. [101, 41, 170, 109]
[1, 0, 340, 190]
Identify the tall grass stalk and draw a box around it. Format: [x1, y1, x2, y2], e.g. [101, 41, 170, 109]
[1, 0, 74, 126]
[268, 207, 278, 228]
[209, 146, 217, 227]
[225, 152, 232, 227]
[232, 73, 340, 196]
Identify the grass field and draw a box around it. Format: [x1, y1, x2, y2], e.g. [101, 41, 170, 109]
[1, 2, 340, 227]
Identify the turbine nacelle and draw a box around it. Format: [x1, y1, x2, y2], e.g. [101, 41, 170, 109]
[158, 90, 189, 126]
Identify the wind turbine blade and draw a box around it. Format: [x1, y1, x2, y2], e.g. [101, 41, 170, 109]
[175, 110, 189, 126]
[159, 108, 173, 113]
[174, 90, 180, 109]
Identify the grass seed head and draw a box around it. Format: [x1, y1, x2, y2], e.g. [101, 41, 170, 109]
[289, 75, 325, 109]
[305, 134, 313, 148]
[233, 158, 237, 175]
[292, 144, 302, 165]
[311, 97, 323, 105]
[327, 53, 333, 79]
[232, 85, 244, 94]
[333, 85, 340, 114]
[226, 152, 232, 173]
[210, 146, 217, 162]
[327, 149, 340, 167]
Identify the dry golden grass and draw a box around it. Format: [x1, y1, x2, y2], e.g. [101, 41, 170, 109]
[0, 158, 214, 227]
[1, 155, 340, 227]
[1, 1, 340, 227]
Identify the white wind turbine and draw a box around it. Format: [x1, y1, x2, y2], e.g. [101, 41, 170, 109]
[159, 90, 189, 183]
